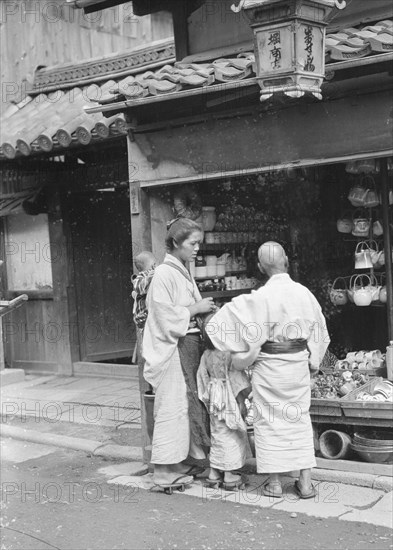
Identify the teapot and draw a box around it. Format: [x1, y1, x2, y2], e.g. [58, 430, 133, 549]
[380, 286, 387, 303]
[354, 241, 373, 270]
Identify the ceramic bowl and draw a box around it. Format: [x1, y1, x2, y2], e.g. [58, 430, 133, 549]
[350, 443, 393, 463]
[354, 431, 393, 447]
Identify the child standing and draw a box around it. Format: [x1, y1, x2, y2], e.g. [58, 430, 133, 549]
[197, 316, 252, 490]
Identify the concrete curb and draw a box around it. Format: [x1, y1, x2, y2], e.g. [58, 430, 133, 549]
[0, 369, 25, 386]
[243, 458, 393, 493]
[312, 468, 393, 493]
[93, 443, 143, 461]
[0, 424, 143, 461]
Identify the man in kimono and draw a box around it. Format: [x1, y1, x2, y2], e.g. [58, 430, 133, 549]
[207, 241, 329, 499]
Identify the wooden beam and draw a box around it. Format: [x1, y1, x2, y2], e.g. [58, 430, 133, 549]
[172, 1, 189, 60]
[132, 0, 203, 17]
[380, 158, 393, 341]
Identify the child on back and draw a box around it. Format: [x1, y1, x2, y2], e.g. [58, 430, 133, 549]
[197, 314, 252, 490]
[132, 251, 157, 332]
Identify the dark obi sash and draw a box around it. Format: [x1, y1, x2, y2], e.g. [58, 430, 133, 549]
[261, 339, 308, 354]
[178, 333, 211, 448]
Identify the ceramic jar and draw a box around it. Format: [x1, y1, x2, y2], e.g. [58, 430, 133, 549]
[201, 206, 216, 232]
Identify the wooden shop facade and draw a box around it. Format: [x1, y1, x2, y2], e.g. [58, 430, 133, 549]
[0, 39, 176, 375]
[1, 0, 393, 411]
[81, 0, 393, 457]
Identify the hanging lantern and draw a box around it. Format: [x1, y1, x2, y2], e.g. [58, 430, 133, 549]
[232, 0, 346, 101]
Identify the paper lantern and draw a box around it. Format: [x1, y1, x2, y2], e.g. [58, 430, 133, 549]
[232, 0, 346, 100]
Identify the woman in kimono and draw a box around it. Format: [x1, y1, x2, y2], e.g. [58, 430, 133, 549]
[143, 218, 215, 489]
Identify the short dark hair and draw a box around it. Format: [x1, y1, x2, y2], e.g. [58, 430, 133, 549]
[165, 218, 202, 252]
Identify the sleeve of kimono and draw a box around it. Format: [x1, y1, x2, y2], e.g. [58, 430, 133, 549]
[307, 292, 331, 372]
[207, 291, 267, 370]
[197, 353, 210, 406]
[227, 357, 252, 399]
[146, 266, 190, 339]
[192, 280, 202, 301]
[142, 266, 192, 388]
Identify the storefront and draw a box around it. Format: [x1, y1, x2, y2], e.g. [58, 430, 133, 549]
[85, 2, 393, 465]
[0, 39, 177, 375]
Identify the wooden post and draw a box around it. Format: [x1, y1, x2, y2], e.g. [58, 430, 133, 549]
[0, 259, 4, 370]
[380, 158, 393, 341]
[128, 123, 153, 464]
[47, 188, 74, 375]
[130, 182, 152, 465]
[0, 321, 4, 371]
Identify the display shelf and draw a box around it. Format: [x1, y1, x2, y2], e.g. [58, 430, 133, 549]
[199, 243, 250, 251]
[194, 275, 220, 281]
[194, 270, 246, 280]
[200, 289, 252, 299]
[311, 415, 392, 428]
[346, 302, 387, 309]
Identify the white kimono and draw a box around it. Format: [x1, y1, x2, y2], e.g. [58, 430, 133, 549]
[208, 273, 330, 473]
[143, 253, 202, 465]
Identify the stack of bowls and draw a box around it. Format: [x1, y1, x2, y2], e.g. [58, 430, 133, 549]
[350, 430, 393, 463]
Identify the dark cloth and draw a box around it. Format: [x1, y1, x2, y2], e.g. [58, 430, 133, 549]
[261, 339, 308, 354]
[178, 333, 211, 448]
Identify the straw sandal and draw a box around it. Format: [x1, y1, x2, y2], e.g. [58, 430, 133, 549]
[294, 480, 317, 499]
[183, 465, 206, 477]
[262, 481, 283, 498]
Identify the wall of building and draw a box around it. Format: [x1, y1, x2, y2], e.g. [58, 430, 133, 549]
[0, 0, 173, 115]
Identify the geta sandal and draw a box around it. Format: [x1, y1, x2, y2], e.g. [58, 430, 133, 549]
[150, 475, 194, 495]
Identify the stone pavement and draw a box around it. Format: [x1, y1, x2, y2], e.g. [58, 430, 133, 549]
[1, 374, 141, 427]
[1, 373, 393, 497]
[99, 463, 393, 530]
[1, 373, 143, 460]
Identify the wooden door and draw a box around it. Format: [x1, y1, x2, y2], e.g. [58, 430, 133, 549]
[67, 191, 135, 362]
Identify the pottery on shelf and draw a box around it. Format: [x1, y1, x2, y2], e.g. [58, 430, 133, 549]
[201, 206, 216, 232]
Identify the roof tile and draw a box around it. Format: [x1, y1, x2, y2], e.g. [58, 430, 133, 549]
[1, 19, 391, 160]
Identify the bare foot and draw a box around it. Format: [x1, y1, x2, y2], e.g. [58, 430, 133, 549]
[298, 468, 313, 493]
[263, 481, 283, 497]
[153, 464, 193, 486]
[208, 467, 222, 481]
[224, 471, 242, 484]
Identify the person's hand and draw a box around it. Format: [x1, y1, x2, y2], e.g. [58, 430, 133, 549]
[196, 297, 215, 314]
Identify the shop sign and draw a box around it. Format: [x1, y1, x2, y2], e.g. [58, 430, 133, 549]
[232, 0, 346, 101]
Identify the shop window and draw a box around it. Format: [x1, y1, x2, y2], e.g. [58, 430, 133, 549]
[4, 213, 53, 293]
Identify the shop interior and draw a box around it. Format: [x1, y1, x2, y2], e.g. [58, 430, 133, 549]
[163, 160, 392, 357]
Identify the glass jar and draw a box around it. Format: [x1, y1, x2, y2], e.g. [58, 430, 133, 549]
[202, 206, 217, 232]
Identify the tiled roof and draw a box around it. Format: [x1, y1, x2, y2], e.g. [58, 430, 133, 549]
[326, 19, 393, 61]
[1, 19, 392, 161]
[0, 82, 128, 160]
